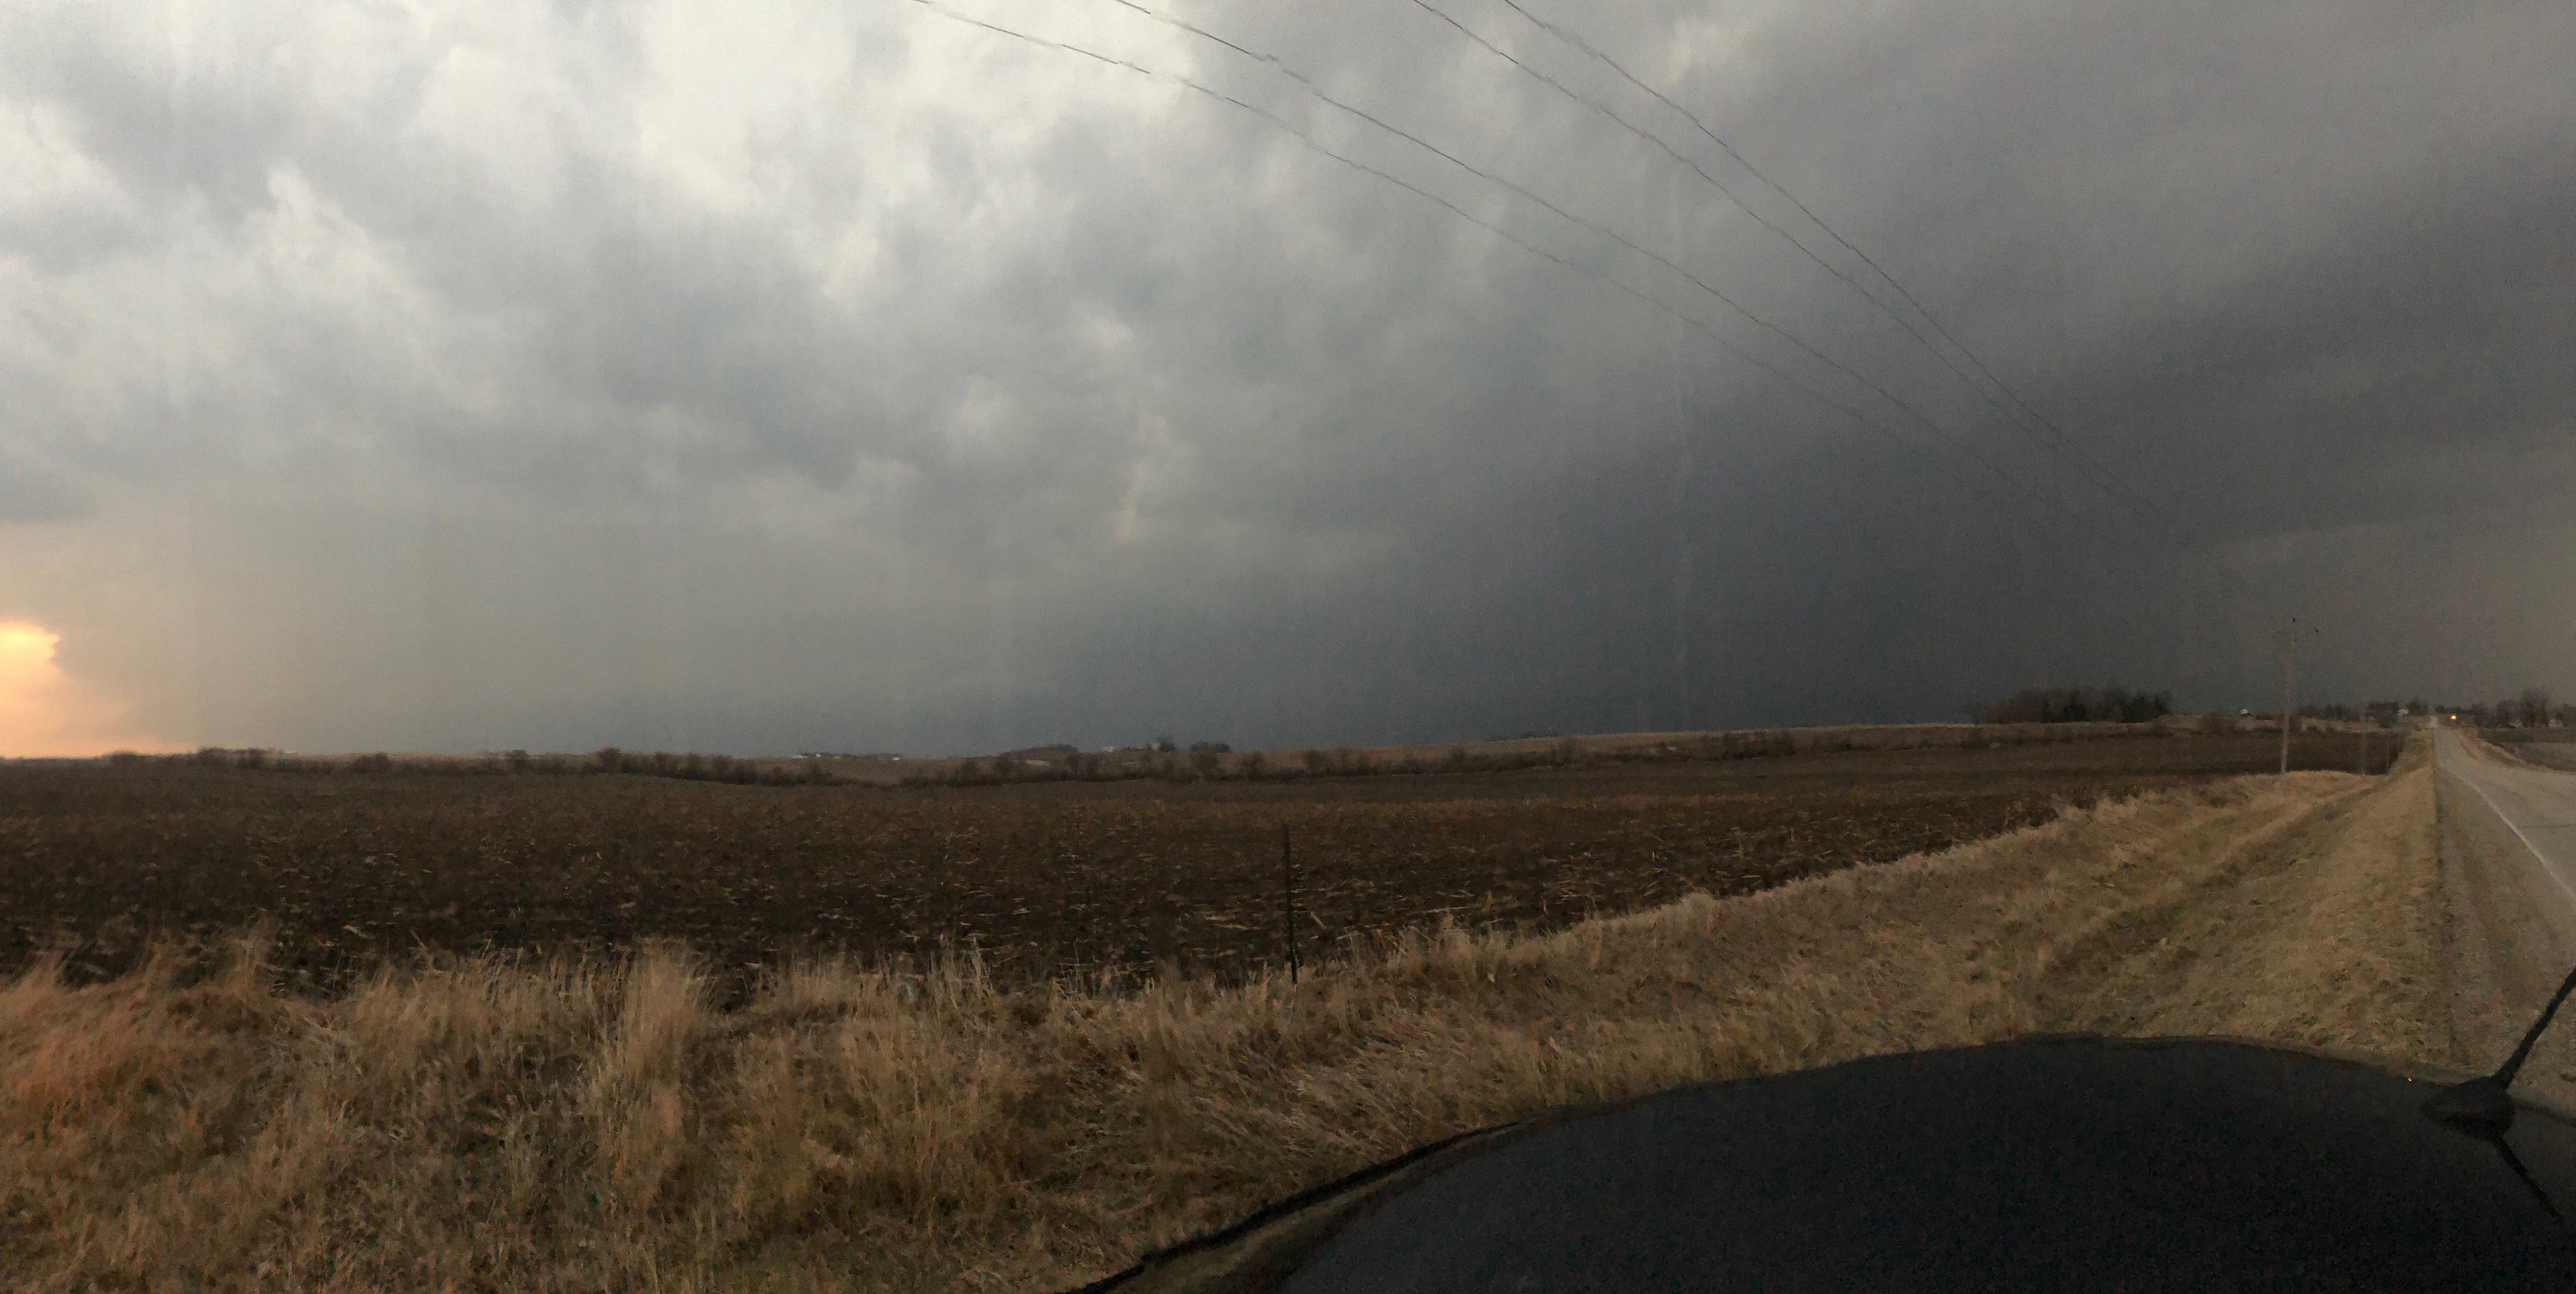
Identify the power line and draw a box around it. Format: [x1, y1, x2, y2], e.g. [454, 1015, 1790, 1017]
[902, 0, 2162, 587]
[1485, 0, 2179, 517]
[1413, 0, 2181, 531]
[1434, 0, 2292, 624]
[1088, 0, 2183, 580]
[1462, 0, 2215, 554]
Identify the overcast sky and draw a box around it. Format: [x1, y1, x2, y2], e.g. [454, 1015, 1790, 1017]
[2, 0, 2570, 757]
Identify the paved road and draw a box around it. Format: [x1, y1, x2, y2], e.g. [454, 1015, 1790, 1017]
[2436, 728, 2576, 910]
[2434, 728, 2576, 1111]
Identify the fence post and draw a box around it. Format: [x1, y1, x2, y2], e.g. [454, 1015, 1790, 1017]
[1282, 823, 1300, 985]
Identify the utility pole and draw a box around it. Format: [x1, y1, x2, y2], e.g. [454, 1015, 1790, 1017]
[2275, 619, 2318, 774]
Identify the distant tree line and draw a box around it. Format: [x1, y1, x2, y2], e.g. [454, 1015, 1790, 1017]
[2295, 701, 2415, 723]
[1975, 686, 2174, 725]
[906, 723, 2172, 788]
[108, 746, 835, 785]
[94, 717, 2199, 791]
[2289, 690, 2570, 730]
[2435, 688, 2570, 730]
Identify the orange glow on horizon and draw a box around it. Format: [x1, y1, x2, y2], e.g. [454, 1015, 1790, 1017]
[0, 620, 184, 759]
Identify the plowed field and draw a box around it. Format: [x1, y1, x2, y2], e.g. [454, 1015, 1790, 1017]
[0, 732, 2394, 992]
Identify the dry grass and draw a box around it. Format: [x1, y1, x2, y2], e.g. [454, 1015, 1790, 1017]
[1, 757, 2444, 1291]
[2039, 743, 2456, 1060]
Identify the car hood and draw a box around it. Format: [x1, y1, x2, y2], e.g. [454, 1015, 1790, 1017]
[1072, 1036, 2576, 1293]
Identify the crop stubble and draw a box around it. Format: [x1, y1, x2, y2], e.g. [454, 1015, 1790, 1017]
[0, 732, 2391, 990]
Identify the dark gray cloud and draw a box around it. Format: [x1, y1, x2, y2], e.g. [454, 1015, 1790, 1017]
[0, 0, 2568, 755]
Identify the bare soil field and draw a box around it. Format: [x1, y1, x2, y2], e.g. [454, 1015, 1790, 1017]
[0, 746, 2439, 1293]
[0, 726, 2390, 989]
[0, 733, 2394, 992]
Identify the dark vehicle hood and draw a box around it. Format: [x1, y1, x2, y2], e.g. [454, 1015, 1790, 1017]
[1076, 1036, 2576, 1292]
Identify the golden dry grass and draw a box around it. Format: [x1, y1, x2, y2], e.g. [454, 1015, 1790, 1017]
[0, 754, 2447, 1291]
[2050, 746, 2455, 1059]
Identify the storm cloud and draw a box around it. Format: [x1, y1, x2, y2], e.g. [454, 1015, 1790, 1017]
[1, 0, 2568, 756]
